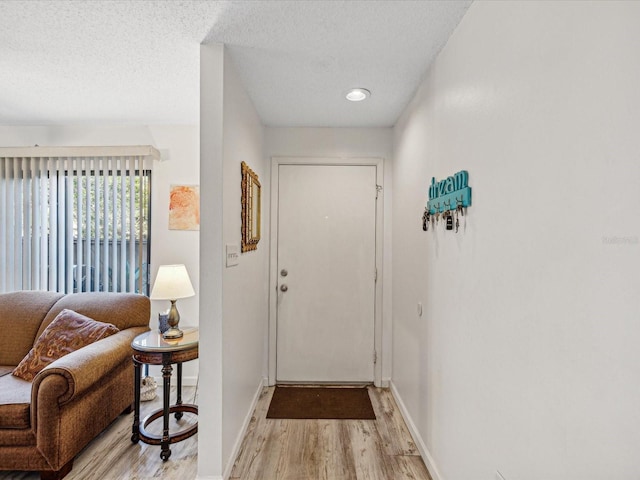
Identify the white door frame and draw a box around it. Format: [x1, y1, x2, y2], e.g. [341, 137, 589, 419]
[269, 156, 384, 387]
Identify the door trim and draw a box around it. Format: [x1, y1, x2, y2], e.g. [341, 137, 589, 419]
[268, 156, 384, 387]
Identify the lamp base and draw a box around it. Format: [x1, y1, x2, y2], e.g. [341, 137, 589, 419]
[162, 300, 183, 339]
[162, 327, 183, 339]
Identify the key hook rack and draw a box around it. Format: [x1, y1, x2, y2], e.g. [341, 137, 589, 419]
[426, 170, 472, 215]
[422, 170, 472, 233]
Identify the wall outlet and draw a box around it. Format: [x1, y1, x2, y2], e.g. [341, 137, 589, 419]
[496, 471, 506, 480]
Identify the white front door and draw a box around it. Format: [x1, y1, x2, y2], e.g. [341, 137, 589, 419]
[276, 164, 377, 383]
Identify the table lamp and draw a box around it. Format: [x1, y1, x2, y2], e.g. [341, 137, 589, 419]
[150, 264, 195, 339]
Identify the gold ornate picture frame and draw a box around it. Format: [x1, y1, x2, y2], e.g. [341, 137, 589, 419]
[241, 161, 261, 252]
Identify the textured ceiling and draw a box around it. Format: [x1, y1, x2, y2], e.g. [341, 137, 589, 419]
[0, 0, 471, 127]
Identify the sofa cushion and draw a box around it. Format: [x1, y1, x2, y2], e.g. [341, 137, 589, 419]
[0, 291, 64, 366]
[0, 373, 32, 429]
[0, 365, 13, 378]
[13, 309, 119, 382]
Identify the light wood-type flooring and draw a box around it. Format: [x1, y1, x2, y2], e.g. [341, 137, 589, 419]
[0, 386, 198, 480]
[229, 386, 432, 480]
[1, 385, 432, 480]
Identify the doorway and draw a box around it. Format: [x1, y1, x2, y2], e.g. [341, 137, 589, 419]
[269, 158, 383, 385]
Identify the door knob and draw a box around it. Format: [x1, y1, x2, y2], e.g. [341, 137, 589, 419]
[280, 284, 288, 292]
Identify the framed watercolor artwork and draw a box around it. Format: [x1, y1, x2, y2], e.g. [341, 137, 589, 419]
[169, 185, 200, 230]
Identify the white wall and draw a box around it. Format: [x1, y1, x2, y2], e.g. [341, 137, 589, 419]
[264, 127, 394, 383]
[145, 125, 200, 382]
[199, 43, 224, 479]
[392, 2, 640, 480]
[0, 124, 200, 381]
[221, 51, 267, 474]
[198, 44, 268, 479]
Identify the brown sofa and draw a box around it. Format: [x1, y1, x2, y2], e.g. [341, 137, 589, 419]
[0, 291, 150, 480]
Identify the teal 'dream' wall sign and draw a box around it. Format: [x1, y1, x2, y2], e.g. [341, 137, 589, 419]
[427, 170, 472, 214]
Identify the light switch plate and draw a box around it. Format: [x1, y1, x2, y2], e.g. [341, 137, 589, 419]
[226, 244, 239, 267]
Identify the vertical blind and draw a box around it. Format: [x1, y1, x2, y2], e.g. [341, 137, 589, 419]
[0, 146, 158, 295]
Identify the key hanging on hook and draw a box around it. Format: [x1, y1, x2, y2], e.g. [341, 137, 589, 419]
[446, 210, 453, 230]
[456, 197, 464, 217]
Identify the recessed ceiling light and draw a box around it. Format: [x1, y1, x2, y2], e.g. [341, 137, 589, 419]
[345, 88, 371, 102]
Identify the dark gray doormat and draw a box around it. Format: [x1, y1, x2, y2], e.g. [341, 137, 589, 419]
[266, 386, 376, 420]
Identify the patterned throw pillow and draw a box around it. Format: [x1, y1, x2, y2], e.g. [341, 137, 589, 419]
[12, 309, 119, 381]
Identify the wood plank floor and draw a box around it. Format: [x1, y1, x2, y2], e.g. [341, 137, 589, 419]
[2, 385, 431, 480]
[229, 386, 432, 480]
[0, 386, 198, 480]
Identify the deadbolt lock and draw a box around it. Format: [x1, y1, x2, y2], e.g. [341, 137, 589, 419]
[280, 269, 288, 277]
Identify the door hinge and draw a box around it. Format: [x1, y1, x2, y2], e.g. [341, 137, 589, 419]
[376, 184, 383, 199]
[373, 350, 378, 364]
[374, 268, 378, 282]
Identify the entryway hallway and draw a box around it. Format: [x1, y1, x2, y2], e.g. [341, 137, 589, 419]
[229, 386, 432, 480]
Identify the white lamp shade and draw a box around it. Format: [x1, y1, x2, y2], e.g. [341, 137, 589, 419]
[150, 264, 195, 300]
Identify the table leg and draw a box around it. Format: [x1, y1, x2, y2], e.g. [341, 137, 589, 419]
[160, 362, 173, 461]
[131, 358, 141, 443]
[175, 362, 184, 420]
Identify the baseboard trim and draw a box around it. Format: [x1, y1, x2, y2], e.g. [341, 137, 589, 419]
[222, 377, 266, 480]
[151, 375, 199, 387]
[390, 381, 443, 480]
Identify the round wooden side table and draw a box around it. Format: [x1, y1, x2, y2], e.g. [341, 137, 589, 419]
[130, 327, 198, 461]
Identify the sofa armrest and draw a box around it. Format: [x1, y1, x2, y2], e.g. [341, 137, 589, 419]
[31, 326, 148, 415]
[29, 325, 148, 470]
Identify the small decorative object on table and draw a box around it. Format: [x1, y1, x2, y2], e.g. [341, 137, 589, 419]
[158, 312, 169, 334]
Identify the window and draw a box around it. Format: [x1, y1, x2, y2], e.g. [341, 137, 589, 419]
[0, 146, 157, 295]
